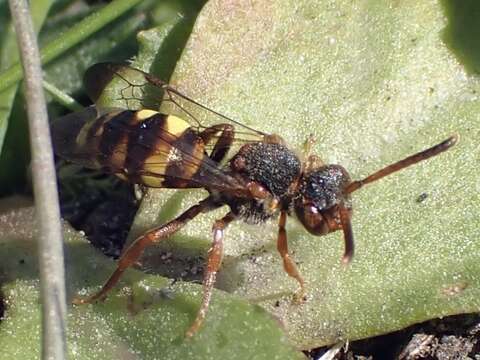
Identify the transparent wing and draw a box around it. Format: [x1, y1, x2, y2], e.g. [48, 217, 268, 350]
[83, 62, 267, 151]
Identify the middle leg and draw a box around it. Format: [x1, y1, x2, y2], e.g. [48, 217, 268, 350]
[185, 211, 236, 337]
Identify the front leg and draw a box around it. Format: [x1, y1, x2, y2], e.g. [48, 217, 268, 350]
[73, 197, 217, 305]
[185, 212, 236, 337]
[277, 211, 306, 303]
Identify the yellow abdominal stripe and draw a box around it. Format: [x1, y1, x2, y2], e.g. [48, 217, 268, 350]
[136, 110, 190, 136]
[140, 174, 165, 188]
[165, 114, 190, 136]
[136, 111, 192, 187]
[75, 116, 102, 147]
[136, 109, 158, 120]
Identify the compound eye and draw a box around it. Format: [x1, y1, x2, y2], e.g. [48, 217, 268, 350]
[295, 201, 329, 235]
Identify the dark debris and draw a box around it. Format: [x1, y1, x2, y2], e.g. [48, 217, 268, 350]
[306, 313, 480, 360]
[57, 164, 138, 258]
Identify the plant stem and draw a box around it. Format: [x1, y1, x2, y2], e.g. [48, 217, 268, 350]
[43, 80, 83, 112]
[8, 0, 67, 358]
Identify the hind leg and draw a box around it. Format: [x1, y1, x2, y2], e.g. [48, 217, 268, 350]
[73, 198, 216, 304]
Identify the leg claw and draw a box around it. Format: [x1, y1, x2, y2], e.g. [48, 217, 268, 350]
[72, 297, 89, 305]
[292, 289, 307, 304]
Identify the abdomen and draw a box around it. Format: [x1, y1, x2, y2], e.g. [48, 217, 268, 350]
[51, 107, 207, 188]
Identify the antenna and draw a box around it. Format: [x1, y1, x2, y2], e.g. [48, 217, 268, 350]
[345, 134, 458, 194]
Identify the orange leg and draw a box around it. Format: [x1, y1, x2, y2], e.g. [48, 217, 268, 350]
[339, 205, 354, 264]
[185, 212, 236, 337]
[73, 198, 216, 305]
[277, 211, 306, 303]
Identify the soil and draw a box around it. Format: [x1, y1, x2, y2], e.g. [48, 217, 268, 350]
[58, 165, 137, 258]
[307, 314, 480, 360]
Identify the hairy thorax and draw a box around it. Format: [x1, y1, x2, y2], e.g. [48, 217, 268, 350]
[218, 141, 302, 224]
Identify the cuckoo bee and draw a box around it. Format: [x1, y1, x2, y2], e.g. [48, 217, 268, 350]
[51, 62, 458, 337]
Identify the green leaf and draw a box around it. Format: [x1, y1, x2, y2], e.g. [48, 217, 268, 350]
[0, 0, 146, 192]
[0, 0, 56, 195]
[0, 0, 54, 153]
[0, 0, 145, 95]
[0, 1, 304, 358]
[0, 205, 303, 359]
[129, 0, 480, 349]
[441, 0, 480, 74]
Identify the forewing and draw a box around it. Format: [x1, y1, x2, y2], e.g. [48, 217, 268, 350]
[83, 63, 267, 151]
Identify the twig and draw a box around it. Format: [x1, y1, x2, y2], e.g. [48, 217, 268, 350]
[8, 1, 67, 359]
